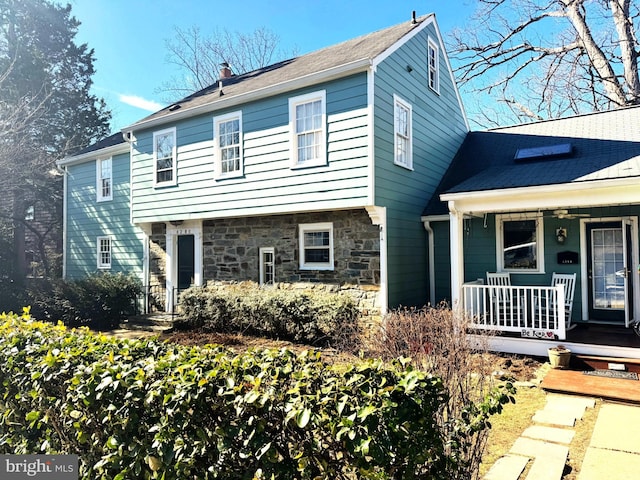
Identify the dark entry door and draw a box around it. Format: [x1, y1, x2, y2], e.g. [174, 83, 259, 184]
[586, 222, 633, 325]
[177, 234, 195, 290]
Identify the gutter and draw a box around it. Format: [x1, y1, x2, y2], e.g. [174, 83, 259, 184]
[56, 142, 129, 168]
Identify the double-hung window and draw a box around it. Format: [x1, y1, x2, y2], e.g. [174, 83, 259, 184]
[428, 38, 440, 93]
[259, 247, 275, 285]
[299, 222, 333, 270]
[97, 236, 112, 269]
[289, 91, 326, 168]
[97, 157, 112, 201]
[497, 214, 544, 273]
[154, 127, 177, 186]
[393, 95, 413, 169]
[214, 111, 243, 178]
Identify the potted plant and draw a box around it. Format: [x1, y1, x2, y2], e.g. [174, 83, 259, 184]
[548, 344, 571, 369]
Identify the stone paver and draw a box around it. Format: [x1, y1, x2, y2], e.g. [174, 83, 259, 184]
[588, 403, 640, 454]
[578, 447, 640, 480]
[509, 438, 569, 480]
[522, 425, 575, 444]
[483, 454, 529, 480]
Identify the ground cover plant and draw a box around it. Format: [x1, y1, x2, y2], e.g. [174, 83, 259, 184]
[0, 308, 514, 479]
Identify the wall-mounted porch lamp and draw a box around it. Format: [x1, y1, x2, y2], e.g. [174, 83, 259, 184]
[556, 227, 567, 244]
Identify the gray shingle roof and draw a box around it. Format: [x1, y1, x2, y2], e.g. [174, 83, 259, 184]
[129, 14, 433, 128]
[424, 105, 640, 215]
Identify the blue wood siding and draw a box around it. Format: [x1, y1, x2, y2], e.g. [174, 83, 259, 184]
[65, 152, 144, 279]
[131, 74, 370, 224]
[373, 22, 468, 308]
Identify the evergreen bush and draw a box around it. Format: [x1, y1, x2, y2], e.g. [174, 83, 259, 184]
[178, 283, 360, 347]
[0, 310, 514, 479]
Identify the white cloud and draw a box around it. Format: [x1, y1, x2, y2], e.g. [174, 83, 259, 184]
[118, 94, 163, 112]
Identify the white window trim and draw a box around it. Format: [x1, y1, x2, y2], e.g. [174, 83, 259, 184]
[393, 94, 413, 170]
[97, 236, 112, 270]
[289, 90, 327, 169]
[96, 157, 113, 202]
[153, 127, 177, 187]
[299, 222, 334, 271]
[496, 213, 545, 273]
[213, 111, 243, 179]
[259, 247, 275, 285]
[428, 37, 440, 94]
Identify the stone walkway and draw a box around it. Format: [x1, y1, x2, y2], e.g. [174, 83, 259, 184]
[485, 394, 594, 480]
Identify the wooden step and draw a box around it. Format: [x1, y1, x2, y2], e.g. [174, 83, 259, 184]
[573, 354, 640, 374]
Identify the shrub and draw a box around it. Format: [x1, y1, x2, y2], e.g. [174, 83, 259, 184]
[369, 304, 514, 479]
[0, 310, 513, 479]
[178, 283, 360, 347]
[27, 272, 143, 329]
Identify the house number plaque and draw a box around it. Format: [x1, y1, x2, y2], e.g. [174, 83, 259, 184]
[175, 229, 193, 235]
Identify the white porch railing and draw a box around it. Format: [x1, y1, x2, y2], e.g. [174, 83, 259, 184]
[462, 283, 566, 340]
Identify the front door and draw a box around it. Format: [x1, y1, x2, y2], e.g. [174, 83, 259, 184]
[586, 221, 633, 326]
[177, 234, 195, 290]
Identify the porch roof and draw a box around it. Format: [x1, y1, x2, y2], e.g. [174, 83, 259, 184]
[424, 105, 640, 216]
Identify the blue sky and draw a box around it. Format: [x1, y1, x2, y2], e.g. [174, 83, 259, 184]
[69, 0, 476, 132]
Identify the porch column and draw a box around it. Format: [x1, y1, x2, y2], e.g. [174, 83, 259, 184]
[449, 202, 465, 309]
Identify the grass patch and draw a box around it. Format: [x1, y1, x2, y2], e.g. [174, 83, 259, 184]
[479, 385, 547, 477]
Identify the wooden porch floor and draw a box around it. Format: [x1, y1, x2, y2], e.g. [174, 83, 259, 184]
[565, 323, 640, 348]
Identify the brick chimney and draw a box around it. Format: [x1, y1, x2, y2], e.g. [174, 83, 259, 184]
[220, 62, 232, 79]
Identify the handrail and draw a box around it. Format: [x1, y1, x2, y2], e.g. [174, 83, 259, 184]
[462, 284, 566, 340]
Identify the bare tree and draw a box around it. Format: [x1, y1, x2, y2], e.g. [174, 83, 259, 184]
[449, 0, 640, 127]
[157, 25, 297, 101]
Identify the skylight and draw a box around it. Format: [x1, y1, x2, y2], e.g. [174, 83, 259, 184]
[514, 143, 573, 161]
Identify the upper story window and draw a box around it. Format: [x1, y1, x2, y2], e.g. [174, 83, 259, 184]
[496, 214, 545, 273]
[214, 111, 243, 178]
[97, 236, 112, 269]
[393, 95, 413, 169]
[25, 205, 34, 221]
[428, 38, 440, 93]
[154, 127, 177, 186]
[289, 90, 326, 168]
[97, 157, 112, 201]
[299, 222, 334, 270]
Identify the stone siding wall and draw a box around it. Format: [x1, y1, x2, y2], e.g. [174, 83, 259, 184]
[202, 209, 380, 286]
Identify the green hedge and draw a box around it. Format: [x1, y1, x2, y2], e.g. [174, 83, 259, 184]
[0, 310, 513, 479]
[27, 272, 143, 329]
[178, 283, 360, 346]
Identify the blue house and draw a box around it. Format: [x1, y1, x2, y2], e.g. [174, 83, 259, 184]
[58, 13, 469, 318]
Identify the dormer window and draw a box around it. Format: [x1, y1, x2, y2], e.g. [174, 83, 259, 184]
[289, 90, 327, 168]
[154, 127, 177, 186]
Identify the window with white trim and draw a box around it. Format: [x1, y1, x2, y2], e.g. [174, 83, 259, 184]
[394, 95, 413, 169]
[97, 157, 112, 201]
[289, 91, 326, 167]
[428, 38, 440, 93]
[259, 247, 275, 285]
[496, 214, 544, 273]
[153, 127, 177, 186]
[299, 222, 334, 270]
[97, 236, 112, 269]
[214, 111, 243, 178]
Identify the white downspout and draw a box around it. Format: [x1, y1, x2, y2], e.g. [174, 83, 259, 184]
[449, 202, 465, 310]
[423, 220, 436, 305]
[61, 166, 68, 279]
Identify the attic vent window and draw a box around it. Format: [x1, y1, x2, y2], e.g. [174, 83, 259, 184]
[514, 143, 573, 161]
